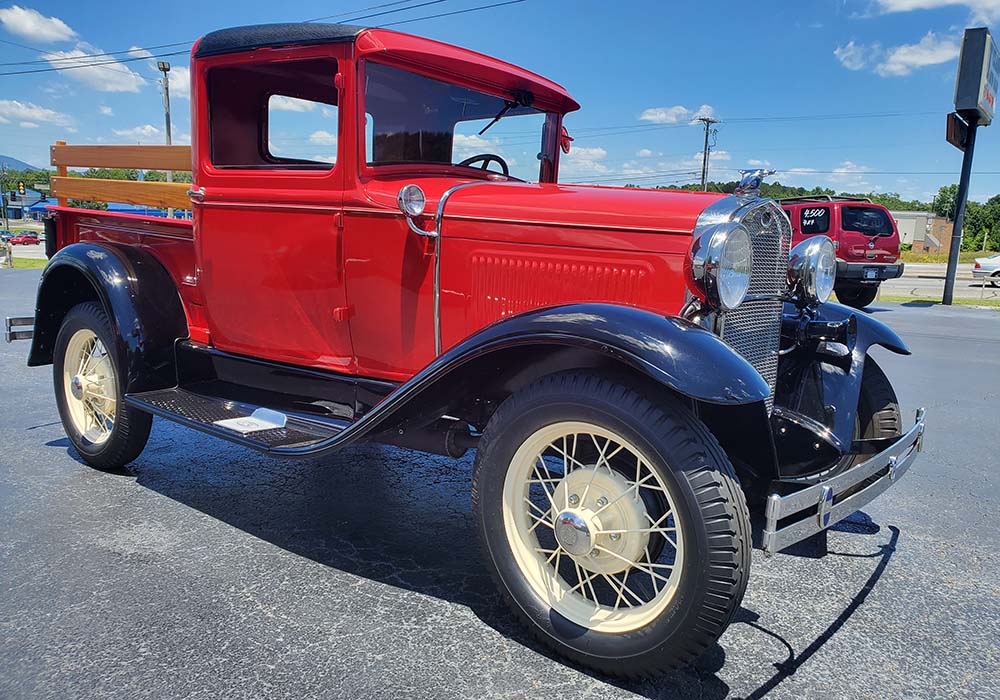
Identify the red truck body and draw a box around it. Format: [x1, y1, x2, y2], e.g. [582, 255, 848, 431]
[11, 22, 927, 678]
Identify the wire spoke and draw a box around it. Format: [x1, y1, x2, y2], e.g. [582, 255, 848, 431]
[531, 455, 559, 512]
[595, 545, 673, 585]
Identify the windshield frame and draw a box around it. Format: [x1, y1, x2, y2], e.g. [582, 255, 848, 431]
[356, 57, 561, 183]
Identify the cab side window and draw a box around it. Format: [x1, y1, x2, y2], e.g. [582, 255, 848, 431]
[801, 206, 830, 234]
[207, 58, 339, 170]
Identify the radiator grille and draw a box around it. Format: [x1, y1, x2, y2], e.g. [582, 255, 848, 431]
[720, 204, 791, 410]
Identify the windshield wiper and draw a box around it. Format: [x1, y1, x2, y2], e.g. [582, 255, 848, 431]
[478, 100, 516, 136]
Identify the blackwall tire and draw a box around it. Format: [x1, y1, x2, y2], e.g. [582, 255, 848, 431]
[53, 302, 152, 471]
[836, 285, 879, 309]
[471, 372, 751, 678]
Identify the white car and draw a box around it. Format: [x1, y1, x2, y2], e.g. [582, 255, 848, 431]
[973, 252, 1000, 286]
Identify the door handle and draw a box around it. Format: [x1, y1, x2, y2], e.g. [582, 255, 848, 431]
[187, 187, 205, 202]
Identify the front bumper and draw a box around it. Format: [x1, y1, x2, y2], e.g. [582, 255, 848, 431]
[4, 316, 33, 343]
[762, 407, 926, 556]
[836, 260, 904, 283]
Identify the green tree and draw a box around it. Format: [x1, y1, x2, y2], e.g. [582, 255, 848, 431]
[932, 184, 959, 220]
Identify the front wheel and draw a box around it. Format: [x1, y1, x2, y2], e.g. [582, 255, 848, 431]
[836, 284, 879, 309]
[53, 302, 152, 470]
[472, 372, 751, 678]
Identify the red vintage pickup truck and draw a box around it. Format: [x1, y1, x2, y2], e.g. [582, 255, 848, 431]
[6, 23, 925, 678]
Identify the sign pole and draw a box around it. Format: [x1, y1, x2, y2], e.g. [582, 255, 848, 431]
[943, 113, 979, 305]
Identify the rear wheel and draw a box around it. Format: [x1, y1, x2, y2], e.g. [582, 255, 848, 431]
[472, 372, 750, 678]
[836, 284, 879, 309]
[990, 272, 1000, 288]
[53, 302, 152, 471]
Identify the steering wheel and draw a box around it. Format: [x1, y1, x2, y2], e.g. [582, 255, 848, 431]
[457, 153, 509, 176]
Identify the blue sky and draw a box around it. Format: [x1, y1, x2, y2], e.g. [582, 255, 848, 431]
[0, 0, 997, 202]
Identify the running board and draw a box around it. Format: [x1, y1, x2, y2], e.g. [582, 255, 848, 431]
[125, 387, 349, 454]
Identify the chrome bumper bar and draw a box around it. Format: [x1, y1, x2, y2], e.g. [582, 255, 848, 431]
[763, 407, 926, 556]
[4, 316, 34, 343]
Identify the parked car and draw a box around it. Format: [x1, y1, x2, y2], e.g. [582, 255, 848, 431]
[4, 22, 925, 678]
[10, 232, 40, 245]
[973, 252, 1000, 286]
[0, 230, 13, 242]
[779, 196, 904, 308]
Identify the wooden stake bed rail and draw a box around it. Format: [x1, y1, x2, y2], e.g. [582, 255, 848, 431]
[49, 141, 193, 210]
[49, 177, 192, 211]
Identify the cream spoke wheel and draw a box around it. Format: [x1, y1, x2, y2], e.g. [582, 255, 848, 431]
[502, 421, 685, 633]
[62, 329, 117, 446]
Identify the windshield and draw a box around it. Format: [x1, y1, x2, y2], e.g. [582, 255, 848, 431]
[841, 206, 894, 236]
[362, 61, 556, 182]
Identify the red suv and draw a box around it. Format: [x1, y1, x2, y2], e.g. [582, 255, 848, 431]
[780, 196, 903, 308]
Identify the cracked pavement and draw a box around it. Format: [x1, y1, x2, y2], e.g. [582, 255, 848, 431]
[1, 268, 997, 699]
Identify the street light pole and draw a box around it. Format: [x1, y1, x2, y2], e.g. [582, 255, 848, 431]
[697, 117, 719, 191]
[157, 61, 173, 218]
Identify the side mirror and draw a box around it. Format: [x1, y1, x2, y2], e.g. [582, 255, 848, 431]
[560, 125, 573, 154]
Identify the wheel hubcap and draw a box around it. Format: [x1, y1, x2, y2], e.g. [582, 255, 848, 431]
[554, 510, 592, 556]
[501, 421, 684, 633]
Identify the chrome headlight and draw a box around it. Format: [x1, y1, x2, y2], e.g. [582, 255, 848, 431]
[690, 222, 753, 311]
[788, 236, 836, 304]
[397, 184, 426, 217]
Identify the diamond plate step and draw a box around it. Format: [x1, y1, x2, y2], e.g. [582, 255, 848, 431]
[126, 387, 346, 451]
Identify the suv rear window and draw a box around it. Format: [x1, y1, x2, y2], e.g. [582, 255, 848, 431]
[842, 206, 893, 235]
[800, 207, 829, 234]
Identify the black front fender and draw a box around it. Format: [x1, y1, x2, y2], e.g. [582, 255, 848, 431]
[773, 302, 910, 477]
[29, 242, 188, 393]
[434, 303, 772, 406]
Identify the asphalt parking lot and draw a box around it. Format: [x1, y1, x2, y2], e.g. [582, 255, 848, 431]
[1, 267, 998, 700]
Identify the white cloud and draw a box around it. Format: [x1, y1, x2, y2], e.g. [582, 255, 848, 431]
[41, 45, 146, 92]
[876, 0, 1000, 23]
[453, 133, 502, 160]
[0, 99, 72, 126]
[639, 106, 690, 124]
[309, 130, 338, 145]
[561, 146, 610, 176]
[98, 105, 113, 116]
[311, 154, 337, 163]
[0, 5, 76, 42]
[269, 95, 316, 112]
[875, 32, 960, 76]
[127, 46, 153, 60]
[167, 65, 190, 100]
[639, 104, 717, 125]
[636, 148, 654, 158]
[834, 41, 870, 70]
[747, 159, 772, 167]
[19, 121, 38, 128]
[113, 124, 161, 142]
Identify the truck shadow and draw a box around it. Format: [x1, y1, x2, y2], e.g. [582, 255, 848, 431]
[49, 422, 900, 698]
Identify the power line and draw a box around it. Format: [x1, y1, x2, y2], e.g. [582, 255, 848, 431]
[0, 41, 193, 67]
[0, 0, 525, 78]
[379, 0, 527, 26]
[310, 0, 450, 23]
[0, 50, 189, 77]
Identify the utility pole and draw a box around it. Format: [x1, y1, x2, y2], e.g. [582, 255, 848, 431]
[1, 162, 8, 232]
[157, 61, 173, 218]
[697, 117, 720, 191]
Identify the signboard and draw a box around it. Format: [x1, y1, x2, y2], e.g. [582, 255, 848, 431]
[954, 27, 998, 126]
[946, 111, 969, 151]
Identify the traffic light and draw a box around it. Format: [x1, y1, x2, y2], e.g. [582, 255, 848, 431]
[17, 181, 25, 196]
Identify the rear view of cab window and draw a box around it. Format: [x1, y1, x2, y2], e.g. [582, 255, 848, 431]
[800, 207, 829, 234]
[842, 207, 893, 235]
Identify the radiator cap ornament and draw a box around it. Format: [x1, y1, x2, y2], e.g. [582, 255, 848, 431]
[735, 168, 777, 198]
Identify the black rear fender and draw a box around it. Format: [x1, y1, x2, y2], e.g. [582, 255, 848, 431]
[28, 242, 188, 393]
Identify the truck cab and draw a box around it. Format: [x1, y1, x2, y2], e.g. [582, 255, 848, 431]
[6, 22, 925, 679]
[779, 196, 904, 308]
